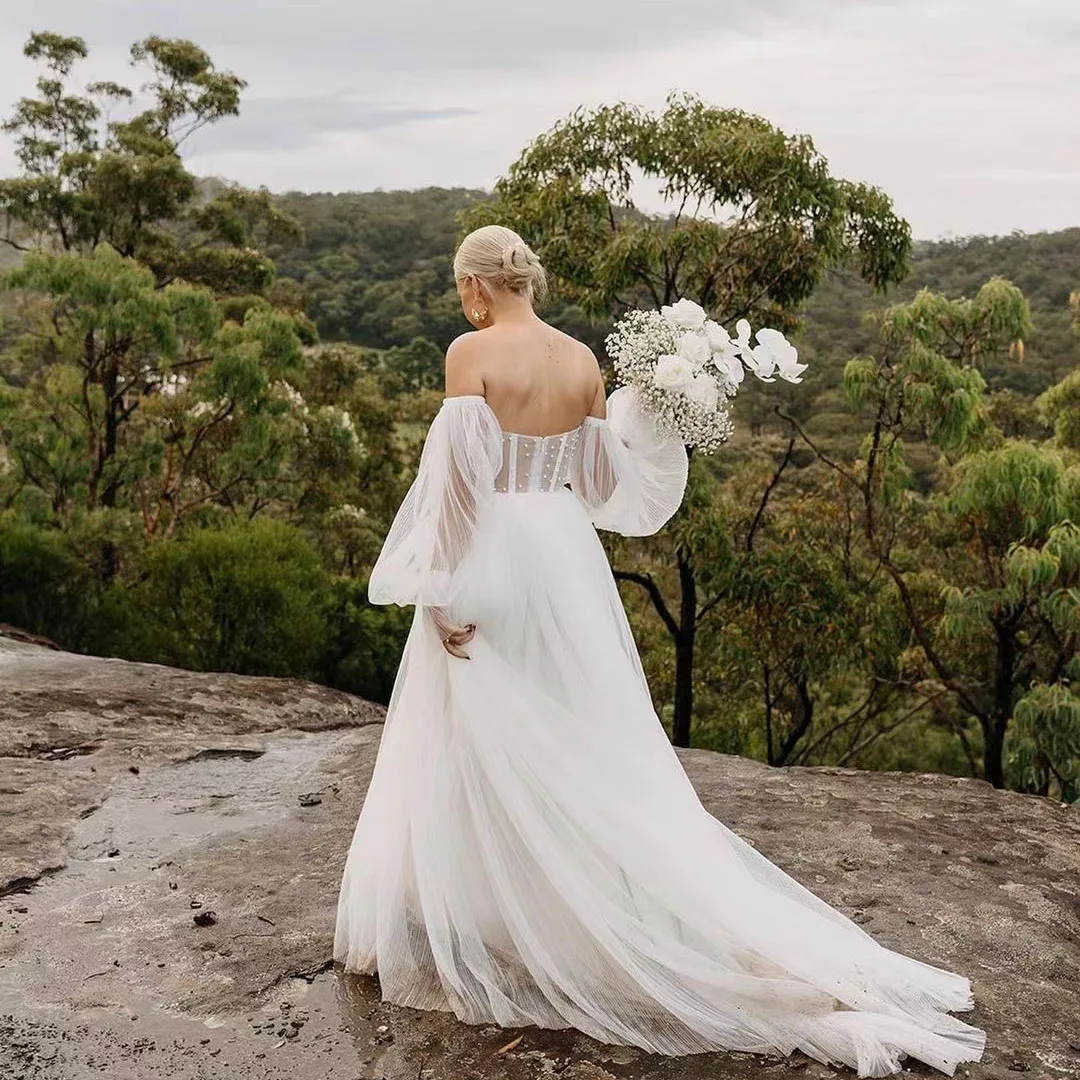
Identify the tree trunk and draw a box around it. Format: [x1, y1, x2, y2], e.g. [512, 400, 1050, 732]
[671, 547, 696, 748]
[985, 621, 1018, 788]
[763, 664, 774, 764]
[776, 675, 814, 765]
[95, 355, 122, 581]
[982, 718, 1007, 788]
[101, 357, 120, 510]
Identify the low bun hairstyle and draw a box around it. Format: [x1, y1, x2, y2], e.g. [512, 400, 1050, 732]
[453, 224, 548, 304]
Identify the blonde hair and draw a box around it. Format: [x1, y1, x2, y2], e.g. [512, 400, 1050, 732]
[453, 224, 548, 303]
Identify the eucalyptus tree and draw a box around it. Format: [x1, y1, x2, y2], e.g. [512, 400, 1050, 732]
[466, 93, 912, 746]
[1001, 286, 1080, 799]
[0, 32, 318, 529]
[1035, 288, 1080, 451]
[0, 31, 300, 292]
[940, 452, 1079, 795]
[791, 277, 1080, 791]
[0, 245, 319, 533]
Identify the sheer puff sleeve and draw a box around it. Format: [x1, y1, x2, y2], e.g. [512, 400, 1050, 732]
[572, 386, 689, 537]
[368, 395, 503, 608]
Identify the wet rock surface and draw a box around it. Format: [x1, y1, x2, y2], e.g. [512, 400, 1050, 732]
[1, 633, 1078, 1079]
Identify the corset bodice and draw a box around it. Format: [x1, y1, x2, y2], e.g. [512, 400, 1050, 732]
[494, 426, 584, 493]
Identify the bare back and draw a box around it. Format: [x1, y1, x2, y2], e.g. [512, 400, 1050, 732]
[444, 318, 604, 436]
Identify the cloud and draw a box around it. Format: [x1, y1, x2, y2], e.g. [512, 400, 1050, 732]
[184, 98, 475, 155]
[0, 0, 1077, 237]
[941, 169, 1080, 184]
[0, 0, 811, 75]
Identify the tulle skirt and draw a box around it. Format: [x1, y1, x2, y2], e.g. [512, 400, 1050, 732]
[334, 489, 986, 1077]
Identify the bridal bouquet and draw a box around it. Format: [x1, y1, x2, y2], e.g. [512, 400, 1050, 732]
[605, 298, 806, 454]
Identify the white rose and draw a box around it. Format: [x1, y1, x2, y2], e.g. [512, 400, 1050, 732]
[687, 373, 719, 411]
[660, 298, 707, 331]
[677, 330, 710, 368]
[704, 320, 731, 352]
[653, 354, 694, 391]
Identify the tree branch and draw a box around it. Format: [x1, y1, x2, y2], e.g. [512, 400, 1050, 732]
[746, 434, 795, 553]
[613, 570, 680, 640]
[776, 406, 859, 487]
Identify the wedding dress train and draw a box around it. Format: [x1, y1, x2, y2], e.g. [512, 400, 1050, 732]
[334, 389, 986, 1077]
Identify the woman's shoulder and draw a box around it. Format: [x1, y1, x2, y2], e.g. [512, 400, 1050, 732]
[444, 331, 487, 397]
[445, 329, 489, 366]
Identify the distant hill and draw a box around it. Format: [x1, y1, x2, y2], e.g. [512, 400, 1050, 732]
[802, 229, 1080, 399]
[6, 183, 1073, 433]
[266, 188, 1078, 463]
[268, 187, 489, 350]
[270, 188, 1078, 405]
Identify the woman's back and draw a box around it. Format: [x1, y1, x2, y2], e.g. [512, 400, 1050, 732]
[445, 318, 603, 437]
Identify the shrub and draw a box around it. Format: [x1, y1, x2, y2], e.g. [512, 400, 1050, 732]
[321, 577, 412, 704]
[123, 519, 331, 678]
[0, 522, 93, 644]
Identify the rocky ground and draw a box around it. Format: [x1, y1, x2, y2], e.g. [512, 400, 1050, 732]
[0, 631, 1078, 1080]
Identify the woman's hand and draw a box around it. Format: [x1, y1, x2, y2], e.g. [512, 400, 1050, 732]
[428, 607, 476, 660]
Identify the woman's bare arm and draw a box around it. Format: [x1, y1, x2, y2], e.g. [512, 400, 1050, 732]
[585, 346, 607, 420]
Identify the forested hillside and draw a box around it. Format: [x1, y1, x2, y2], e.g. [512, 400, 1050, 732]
[271, 186, 1079, 446]
[2, 34, 1076, 801]
[802, 230, 1080, 399]
[271, 190, 1078, 799]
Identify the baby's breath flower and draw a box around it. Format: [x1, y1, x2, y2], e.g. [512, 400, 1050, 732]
[605, 302, 805, 454]
[605, 309, 735, 454]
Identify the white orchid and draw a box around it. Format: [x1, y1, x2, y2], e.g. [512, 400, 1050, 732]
[653, 353, 695, 391]
[711, 348, 745, 387]
[747, 349, 776, 381]
[686, 373, 720, 411]
[604, 299, 809, 455]
[677, 329, 711, 368]
[732, 319, 754, 356]
[751, 328, 807, 384]
[705, 321, 745, 386]
[731, 320, 776, 381]
[660, 298, 708, 332]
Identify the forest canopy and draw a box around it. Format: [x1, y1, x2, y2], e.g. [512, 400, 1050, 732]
[1, 32, 1077, 801]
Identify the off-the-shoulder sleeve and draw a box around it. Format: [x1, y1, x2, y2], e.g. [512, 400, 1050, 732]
[368, 396, 503, 607]
[571, 386, 688, 536]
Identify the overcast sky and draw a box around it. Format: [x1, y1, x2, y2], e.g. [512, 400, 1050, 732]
[1, 1, 1077, 239]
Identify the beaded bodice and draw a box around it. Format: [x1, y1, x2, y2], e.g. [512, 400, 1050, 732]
[494, 426, 584, 494]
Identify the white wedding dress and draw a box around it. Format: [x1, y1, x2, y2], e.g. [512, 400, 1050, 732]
[334, 388, 986, 1077]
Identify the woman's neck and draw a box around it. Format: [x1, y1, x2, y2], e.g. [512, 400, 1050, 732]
[489, 291, 538, 327]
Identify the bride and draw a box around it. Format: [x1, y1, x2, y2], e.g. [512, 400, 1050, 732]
[333, 225, 986, 1077]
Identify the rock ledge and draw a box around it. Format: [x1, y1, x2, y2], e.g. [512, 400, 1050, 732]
[1, 636, 1077, 1079]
